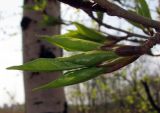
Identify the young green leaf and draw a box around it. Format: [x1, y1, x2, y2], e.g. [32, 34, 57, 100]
[63, 30, 104, 43]
[33, 56, 139, 90]
[73, 22, 106, 42]
[63, 30, 116, 45]
[33, 67, 106, 90]
[137, 0, 151, 19]
[7, 50, 119, 72]
[66, 50, 119, 66]
[7, 58, 84, 72]
[42, 35, 103, 51]
[63, 30, 86, 39]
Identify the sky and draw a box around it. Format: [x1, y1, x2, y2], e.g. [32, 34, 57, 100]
[0, 0, 159, 107]
[0, 0, 24, 107]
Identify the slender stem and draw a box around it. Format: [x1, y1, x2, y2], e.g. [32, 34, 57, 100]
[84, 10, 149, 39]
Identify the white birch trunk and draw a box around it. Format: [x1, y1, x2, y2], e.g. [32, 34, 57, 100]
[21, 0, 67, 113]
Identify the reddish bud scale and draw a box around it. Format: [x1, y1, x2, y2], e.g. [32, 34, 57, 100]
[102, 56, 140, 73]
[101, 33, 160, 57]
[143, 33, 160, 49]
[114, 45, 144, 56]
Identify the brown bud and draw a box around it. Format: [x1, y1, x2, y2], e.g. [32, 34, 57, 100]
[115, 45, 144, 56]
[101, 56, 140, 73]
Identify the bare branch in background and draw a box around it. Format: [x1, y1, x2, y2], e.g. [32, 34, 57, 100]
[141, 80, 160, 112]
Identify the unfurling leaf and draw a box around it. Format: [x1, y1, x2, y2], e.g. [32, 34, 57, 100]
[63, 30, 89, 40]
[42, 35, 103, 51]
[63, 30, 116, 45]
[73, 22, 106, 42]
[136, 0, 153, 34]
[136, 0, 151, 19]
[63, 30, 104, 43]
[7, 50, 119, 72]
[7, 58, 84, 72]
[33, 56, 139, 90]
[33, 67, 106, 90]
[127, 0, 152, 33]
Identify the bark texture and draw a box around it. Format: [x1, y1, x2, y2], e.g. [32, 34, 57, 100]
[21, 0, 67, 113]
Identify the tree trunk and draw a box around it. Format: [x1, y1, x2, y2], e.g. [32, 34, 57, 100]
[21, 0, 67, 113]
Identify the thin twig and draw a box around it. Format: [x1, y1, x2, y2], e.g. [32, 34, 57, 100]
[83, 10, 149, 39]
[59, 0, 105, 11]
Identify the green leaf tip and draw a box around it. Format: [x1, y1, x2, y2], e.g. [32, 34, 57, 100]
[7, 66, 23, 70]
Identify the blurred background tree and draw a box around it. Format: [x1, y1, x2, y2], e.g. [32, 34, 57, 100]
[22, 0, 66, 113]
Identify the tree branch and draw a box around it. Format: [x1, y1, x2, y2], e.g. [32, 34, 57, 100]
[141, 80, 160, 112]
[83, 10, 149, 39]
[93, 0, 160, 31]
[101, 33, 160, 56]
[58, 0, 105, 12]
